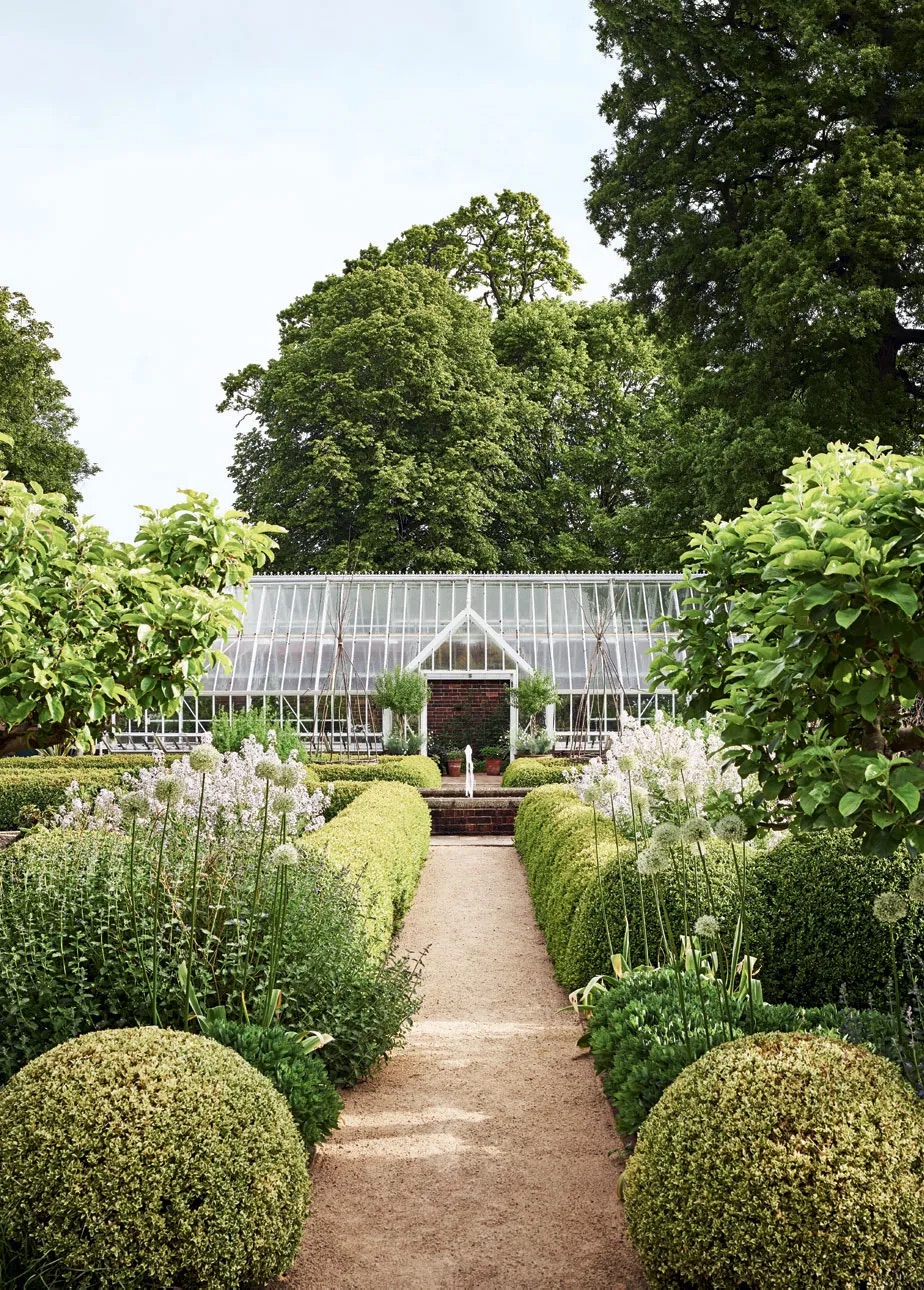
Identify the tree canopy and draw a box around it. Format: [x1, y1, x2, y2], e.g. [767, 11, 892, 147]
[652, 441, 924, 854]
[0, 478, 279, 754]
[0, 287, 96, 506]
[346, 189, 584, 315]
[587, 0, 924, 529]
[223, 264, 515, 572]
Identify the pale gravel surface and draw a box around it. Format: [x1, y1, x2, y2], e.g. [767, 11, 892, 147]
[276, 837, 646, 1290]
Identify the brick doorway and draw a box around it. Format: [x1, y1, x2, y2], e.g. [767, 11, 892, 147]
[425, 679, 509, 754]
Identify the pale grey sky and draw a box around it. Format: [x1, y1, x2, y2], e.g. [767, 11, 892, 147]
[5, 1, 624, 538]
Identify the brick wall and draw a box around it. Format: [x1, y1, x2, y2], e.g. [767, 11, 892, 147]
[427, 800, 519, 836]
[426, 680, 508, 752]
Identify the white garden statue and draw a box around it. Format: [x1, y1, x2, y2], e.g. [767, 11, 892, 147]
[464, 744, 475, 798]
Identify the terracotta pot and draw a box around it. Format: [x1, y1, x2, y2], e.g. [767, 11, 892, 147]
[446, 759, 463, 777]
[484, 756, 502, 776]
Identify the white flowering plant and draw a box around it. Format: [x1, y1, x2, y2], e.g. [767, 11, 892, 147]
[53, 735, 328, 1031]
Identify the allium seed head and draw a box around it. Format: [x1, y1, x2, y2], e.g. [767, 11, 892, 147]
[909, 873, 924, 905]
[694, 914, 721, 940]
[188, 744, 221, 774]
[274, 761, 301, 789]
[121, 791, 150, 820]
[714, 813, 746, 843]
[270, 842, 298, 868]
[271, 790, 297, 816]
[637, 849, 672, 877]
[154, 776, 184, 805]
[651, 822, 681, 850]
[680, 816, 712, 844]
[873, 891, 909, 925]
[255, 759, 276, 781]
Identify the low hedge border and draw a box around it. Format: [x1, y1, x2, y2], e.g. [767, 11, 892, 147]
[305, 756, 441, 788]
[301, 780, 431, 955]
[0, 754, 182, 773]
[0, 769, 125, 830]
[502, 757, 571, 788]
[514, 785, 739, 990]
[320, 780, 373, 820]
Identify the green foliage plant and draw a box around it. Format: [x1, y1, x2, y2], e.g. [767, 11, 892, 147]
[199, 1019, 343, 1152]
[320, 779, 373, 819]
[0, 753, 182, 773]
[211, 704, 302, 760]
[0, 478, 279, 755]
[653, 442, 924, 855]
[586, 966, 895, 1135]
[509, 671, 557, 734]
[622, 1032, 924, 1290]
[0, 782, 422, 1086]
[0, 1027, 309, 1288]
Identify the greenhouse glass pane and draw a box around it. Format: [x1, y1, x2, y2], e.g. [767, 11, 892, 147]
[274, 584, 295, 634]
[501, 582, 518, 632]
[433, 641, 451, 669]
[291, 584, 314, 630]
[355, 584, 375, 631]
[548, 585, 567, 632]
[484, 581, 501, 628]
[469, 638, 486, 669]
[242, 586, 265, 634]
[485, 640, 504, 669]
[265, 642, 287, 691]
[367, 639, 386, 679]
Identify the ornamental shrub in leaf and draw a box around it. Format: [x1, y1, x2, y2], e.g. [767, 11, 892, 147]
[652, 441, 924, 853]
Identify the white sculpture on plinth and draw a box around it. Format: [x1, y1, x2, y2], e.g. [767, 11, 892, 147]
[464, 744, 475, 798]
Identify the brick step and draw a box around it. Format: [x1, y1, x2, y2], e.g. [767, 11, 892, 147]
[423, 797, 522, 837]
[419, 786, 529, 800]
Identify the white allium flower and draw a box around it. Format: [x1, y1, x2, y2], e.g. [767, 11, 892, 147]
[651, 822, 681, 850]
[188, 743, 221, 774]
[873, 891, 909, 925]
[637, 849, 672, 877]
[616, 752, 638, 774]
[255, 758, 277, 781]
[270, 842, 299, 868]
[694, 914, 721, 939]
[273, 761, 301, 789]
[154, 776, 184, 805]
[908, 873, 924, 905]
[121, 791, 150, 820]
[271, 790, 298, 816]
[714, 813, 746, 843]
[680, 816, 712, 844]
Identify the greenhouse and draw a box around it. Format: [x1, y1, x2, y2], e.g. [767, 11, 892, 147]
[117, 572, 681, 754]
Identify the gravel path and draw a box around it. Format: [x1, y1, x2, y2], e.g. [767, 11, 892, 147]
[278, 837, 646, 1290]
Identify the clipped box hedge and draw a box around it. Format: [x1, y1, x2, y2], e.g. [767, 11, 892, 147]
[0, 768, 125, 830]
[320, 779, 373, 820]
[502, 757, 571, 788]
[0, 754, 182, 773]
[514, 785, 738, 990]
[301, 780, 431, 955]
[304, 755, 441, 788]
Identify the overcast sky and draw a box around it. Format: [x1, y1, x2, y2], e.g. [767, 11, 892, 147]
[6, 0, 624, 539]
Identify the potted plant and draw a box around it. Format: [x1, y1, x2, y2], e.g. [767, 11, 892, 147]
[446, 747, 464, 777]
[508, 672, 557, 755]
[481, 744, 504, 776]
[373, 666, 429, 753]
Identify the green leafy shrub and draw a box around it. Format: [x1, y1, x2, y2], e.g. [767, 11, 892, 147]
[514, 786, 738, 988]
[304, 780, 431, 955]
[501, 756, 569, 788]
[0, 826, 422, 1087]
[202, 1019, 342, 1151]
[321, 779, 373, 819]
[305, 755, 441, 788]
[623, 1032, 924, 1289]
[0, 768, 123, 829]
[0, 1028, 309, 1289]
[211, 705, 302, 760]
[587, 966, 896, 1134]
[748, 829, 924, 1008]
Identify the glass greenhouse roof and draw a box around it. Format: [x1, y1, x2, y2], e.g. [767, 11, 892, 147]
[201, 573, 682, 698]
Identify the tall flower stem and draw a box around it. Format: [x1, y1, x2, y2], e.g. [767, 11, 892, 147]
[608, 795, 632, 970]
[126, 818, 152, 1001]
[150, 800, 172, 1025]
[240, 776, 272, 1007]
[591, 805, 616, 964]
[628, 772, 651, 966]
[182, 773, 207, 1030]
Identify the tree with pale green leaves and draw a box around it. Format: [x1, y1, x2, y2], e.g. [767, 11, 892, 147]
[0, 474, 280, 754]
[652, 442, 924, 854]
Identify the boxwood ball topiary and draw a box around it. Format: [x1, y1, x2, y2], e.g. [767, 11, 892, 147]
[623, 1031, 924, 1290]
[0, 1028, 310, 1289]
